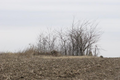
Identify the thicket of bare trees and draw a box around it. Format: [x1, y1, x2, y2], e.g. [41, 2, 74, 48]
[36, 20, 102, 56]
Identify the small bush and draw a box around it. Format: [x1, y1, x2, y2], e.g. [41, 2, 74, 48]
[100, 55, 103, 58]
[88, 51, 93, 56]
[51, 50, 60, 56]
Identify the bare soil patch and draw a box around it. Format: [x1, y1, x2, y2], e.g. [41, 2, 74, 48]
[0, 54, 120, 80]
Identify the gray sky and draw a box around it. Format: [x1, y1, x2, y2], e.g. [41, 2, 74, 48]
[0, 0, 120, 57]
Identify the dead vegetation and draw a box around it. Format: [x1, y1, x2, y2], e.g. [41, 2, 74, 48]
[0, 20, 110, 80]
[36, 20, 102, 56]
[0, 53, 120, 80]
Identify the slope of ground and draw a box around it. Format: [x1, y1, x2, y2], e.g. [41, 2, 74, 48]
[0, 54, 120, 80]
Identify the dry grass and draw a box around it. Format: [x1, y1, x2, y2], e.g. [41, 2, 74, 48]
[0, 52, 120, 80]
[39, 55, 97, 59]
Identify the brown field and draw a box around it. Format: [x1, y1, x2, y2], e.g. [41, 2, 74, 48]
[0, 53, 120, 80]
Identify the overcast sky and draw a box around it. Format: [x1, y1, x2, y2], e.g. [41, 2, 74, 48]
[0, 0, 120, 57]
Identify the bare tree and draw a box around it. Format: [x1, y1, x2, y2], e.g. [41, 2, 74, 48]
[66, 20, 102, 56]
[37, 32, 57, 54]
[36, 20, 102, 56]
[58, 30, 68, 55]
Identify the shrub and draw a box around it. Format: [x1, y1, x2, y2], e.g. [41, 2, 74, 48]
[51, 50, 60, 56]
[100, 55, 104, 58]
